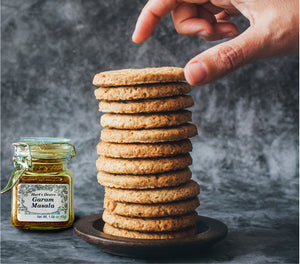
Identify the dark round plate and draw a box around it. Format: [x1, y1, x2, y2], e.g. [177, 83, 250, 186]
[73, 211, 227, 258]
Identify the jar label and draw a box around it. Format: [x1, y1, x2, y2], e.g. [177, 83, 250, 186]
[17, 184, 69, 222]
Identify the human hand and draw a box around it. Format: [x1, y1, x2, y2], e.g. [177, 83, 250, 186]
[132, 0, 299, 86]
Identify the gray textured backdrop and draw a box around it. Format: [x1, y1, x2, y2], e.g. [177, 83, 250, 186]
[1, 1, 299, 263]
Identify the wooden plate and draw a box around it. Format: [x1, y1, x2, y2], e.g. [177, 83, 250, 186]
[73, 211, 227, 258]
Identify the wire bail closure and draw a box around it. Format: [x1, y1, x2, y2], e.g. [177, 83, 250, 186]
[1, 143, 31, 194]
[1, 139, 76, 194]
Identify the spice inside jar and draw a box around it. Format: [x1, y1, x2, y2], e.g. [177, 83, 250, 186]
[2, 137, 76, 230]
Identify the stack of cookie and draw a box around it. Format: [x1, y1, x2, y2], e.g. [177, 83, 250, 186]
[93, 67, 200, 239]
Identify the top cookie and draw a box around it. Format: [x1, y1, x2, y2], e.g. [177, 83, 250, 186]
[93, 67, 185, 87]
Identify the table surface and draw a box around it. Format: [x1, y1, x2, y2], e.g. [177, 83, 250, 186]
[1, 171, 298, 264]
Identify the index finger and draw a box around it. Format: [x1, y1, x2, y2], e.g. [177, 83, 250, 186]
[132, 0, 211, 43]
[132, 0, 178, 43]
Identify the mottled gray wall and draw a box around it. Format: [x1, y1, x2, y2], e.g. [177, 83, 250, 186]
[1, 1, 299, 262]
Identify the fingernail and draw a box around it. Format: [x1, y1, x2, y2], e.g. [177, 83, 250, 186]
[132, 29, 137, 42]
[184, 62, 207, 86]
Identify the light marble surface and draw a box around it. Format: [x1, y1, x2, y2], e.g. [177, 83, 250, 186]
[1, 0, 298, 263]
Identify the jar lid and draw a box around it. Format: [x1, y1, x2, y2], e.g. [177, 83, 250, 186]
[21, 137, 71, 144]
[13, 137, 76, 160]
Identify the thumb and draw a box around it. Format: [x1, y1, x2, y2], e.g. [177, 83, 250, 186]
[184, 28, 263, 86]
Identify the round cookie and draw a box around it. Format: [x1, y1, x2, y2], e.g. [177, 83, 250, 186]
[102, 210, 198, 232]
[98, 95, 194, 114]
[104, 197, 200, 217]
[97, 140, 192, 158]
[93, 67, 185, 87]
[104, 180, 200, 204]
[100, 110, 192, 129]
[94, 82, 191, 101]
[100, 123, 198, 143]
[103, 223, 197, 239]
[97, 168, 192, 189]
[96, 154, 192, 175]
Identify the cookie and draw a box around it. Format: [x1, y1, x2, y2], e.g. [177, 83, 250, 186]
[102, 210, 198, 232]
[104, 197, 200, 217]
[93, 67, 185, 87]
[105, 180, 200, 204]
[97, 140, 192, 158]
[100, 123, 198, 143]
[103, 223, 197, 239]
[101, 110, 192, 129]
[98, 95, 194, 114]
[97, 168, 192, 189]
[94, 82, 191, 101]
[96, 154, 192, 175]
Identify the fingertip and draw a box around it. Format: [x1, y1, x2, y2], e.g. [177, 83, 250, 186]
[131, 30, 139, 43]
[131, 25, 148, 43]
[131, 18, 157, 43]
[131, 33, 148, 43]
[131, 21, 143, 43]
[184, 61, 207, 86]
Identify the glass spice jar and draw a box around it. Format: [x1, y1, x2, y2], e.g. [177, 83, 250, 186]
[1, 137, 76, 230]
